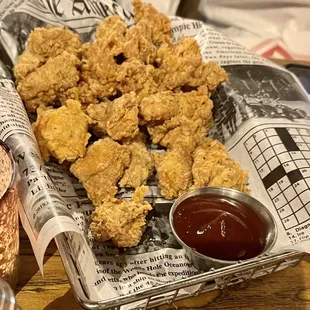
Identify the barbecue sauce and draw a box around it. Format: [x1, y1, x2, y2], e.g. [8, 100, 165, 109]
[173, 195, 267, 261]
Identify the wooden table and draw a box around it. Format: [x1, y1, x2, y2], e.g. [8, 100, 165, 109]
[15, 58, 310, 309]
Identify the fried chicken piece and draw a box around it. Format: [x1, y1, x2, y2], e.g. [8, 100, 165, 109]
[112, 215, 147, 247]
[133, 0, 172, 45]
[90, 186, 152, 247]
[14, 26, 81, 82]
[160, 125, 207, 152]
[70, 138, 130, 206]
[33, 99, 91, 163]
[86, 92, 139, 140]
[96, 15, 127, 40]
[116, 59, 158, 101]
[155, 37, 201, 65]
[124, 20, 157, 64]
[77, 82, 102, 107]
[119, 141, 154, 188]
[96, 15, 156, 65]
[155, 37, 227, 91]
[147, 116, 208, 152]
[154, 147, 193, 199]
[79, 36, 157, 105]
[91, 197, 150, 242]
[86, 101, 112, 136]
[17, 51, 80, 112]
[139, 90, 213, 151]
[14, 50, 45, 84]
[140, 91, 213, 125]
[139, 91, 178, 122]
[79, 37, 121, 104]
[192, 139, 250, 193]
[158, 57, 227, 92]
[79, 14, 158, 106]
[79, 13, 159, 106]
[192, 61, 229, 91]
[106, 92, 139, 140]
[28, 26, 81, 59]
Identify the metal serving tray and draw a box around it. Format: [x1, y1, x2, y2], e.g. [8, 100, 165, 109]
[55, 233, 305, 310]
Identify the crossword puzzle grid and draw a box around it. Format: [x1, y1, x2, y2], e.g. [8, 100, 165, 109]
[244, 127, 310, 230]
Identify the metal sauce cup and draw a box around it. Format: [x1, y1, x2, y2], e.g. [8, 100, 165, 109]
[169, 187, 277, 271]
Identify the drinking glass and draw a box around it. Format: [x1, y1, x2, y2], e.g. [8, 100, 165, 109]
[0, 140, 19, 289]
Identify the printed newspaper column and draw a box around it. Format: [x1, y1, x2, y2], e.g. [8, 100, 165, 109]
[46, 164, 118, 300]
[0, 61, 82, 272]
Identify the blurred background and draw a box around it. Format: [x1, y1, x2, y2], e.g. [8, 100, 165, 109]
[116, 0, 310, 62]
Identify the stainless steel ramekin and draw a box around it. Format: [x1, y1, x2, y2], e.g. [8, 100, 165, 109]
[169, 187, 277, 271]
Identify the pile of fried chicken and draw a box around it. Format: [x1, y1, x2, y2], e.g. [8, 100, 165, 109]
[14, 0, 249, 248]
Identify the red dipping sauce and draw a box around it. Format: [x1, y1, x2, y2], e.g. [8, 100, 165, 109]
[173, 195, 268, 261]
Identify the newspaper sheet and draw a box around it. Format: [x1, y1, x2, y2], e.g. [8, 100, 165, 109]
[0, 0, 310, 307]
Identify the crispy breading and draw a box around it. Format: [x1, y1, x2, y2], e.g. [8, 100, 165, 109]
[119, 141, 154, 188]
[132, 185, 149, 201]
[139, 90, 213, 150]
[139, 90, 213, 123]
[112, 215, 147, 247]
[91, 197, 151, 242]
[86, 101, 112, 136]
[116, 59, 158, 101]
[96, 15, 127, 40]
[79, 36, 157, 106]
[154, 147, 193, 199]
[192, 139, 250, 193]
[79, 36, 122, 104]
[156, 37, 227, 91]
[14, 50, 45, 84]
[139, 91, 178, 122]
[77, 82, 103, 107]
[96, 14, 157, 63]
[122, 131, 148, 145]
[155, 38, 201, 65]
[160, 125, 207, 152]
[96, 15, 157, 64]
[86, 93, 139, 140]
[133, 0, 172, 45]
[14, 26, 81, 82]
[33, 99, 91, 163]
[146, 124, 168, 144]
[146, 116, 208, 151]
[157, 57, 228, 92]
[124, 20, 157, 64]
[106, 92, 139, 140]
[79, 15, 158, 106]
[17, 51, 80, 112]
[27, 26, 81, 59]
[70, 138, 131, 206]
[191, 61, 229, 91]
[90, 186, 152, 247]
